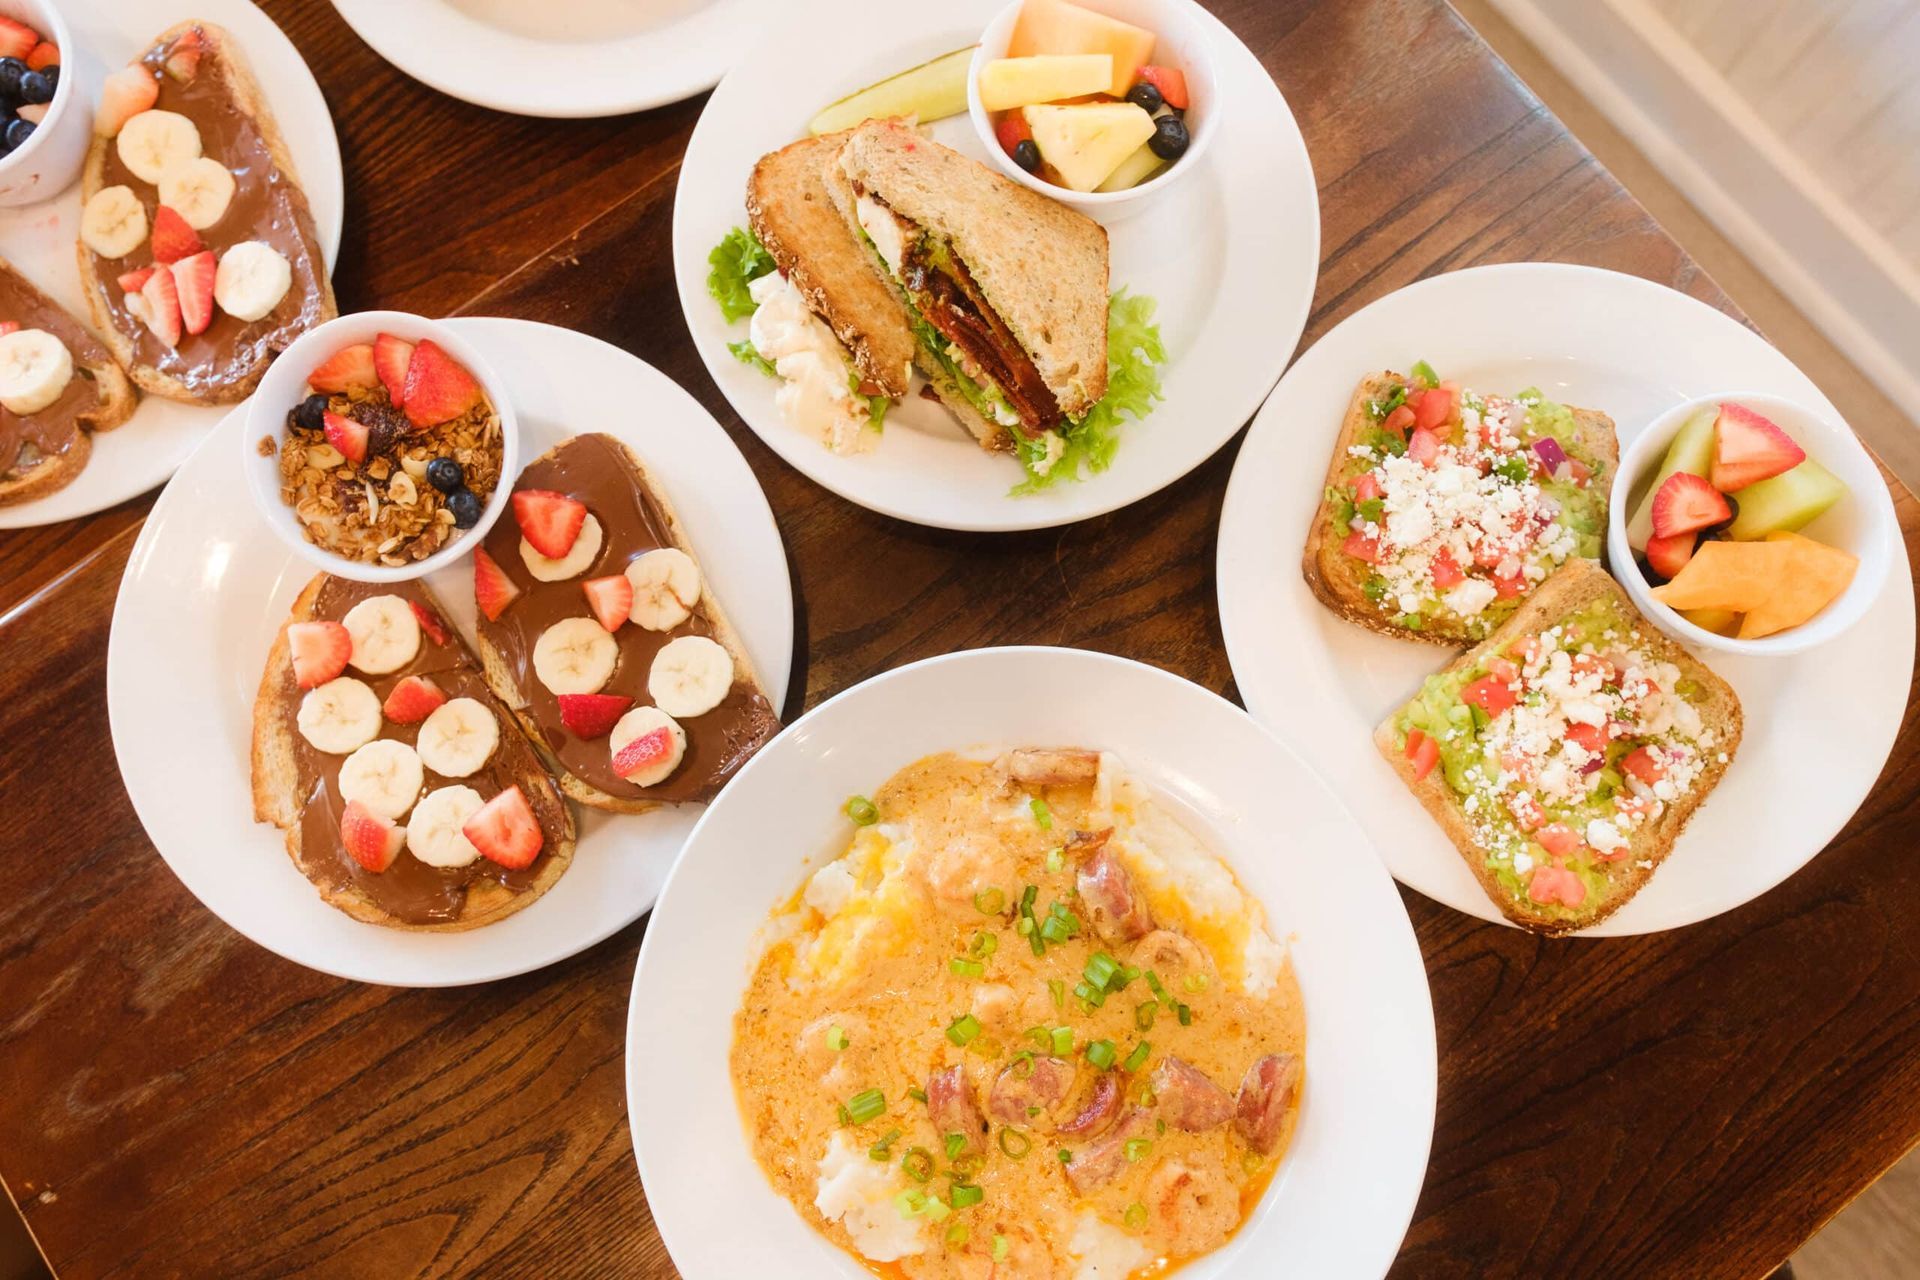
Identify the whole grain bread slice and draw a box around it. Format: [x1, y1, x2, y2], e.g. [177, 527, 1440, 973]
[1373, 557, 1742, 935]
[251, 574, 576, 932]
[1303, 370, 1620, 647]
[747, 132, 916, 398]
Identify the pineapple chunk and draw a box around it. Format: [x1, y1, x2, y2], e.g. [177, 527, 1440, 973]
[1025, 102, 1157, 192]
[1095, 139, 1167, 191]
[1009, 0, 1157, 98]
[977, 54, 1115, 112]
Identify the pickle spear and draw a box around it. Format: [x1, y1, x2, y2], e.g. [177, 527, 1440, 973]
[809, 46, 976, 136]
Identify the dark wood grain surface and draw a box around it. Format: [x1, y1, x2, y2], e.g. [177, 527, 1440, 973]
[1, 2, 1915, 1277]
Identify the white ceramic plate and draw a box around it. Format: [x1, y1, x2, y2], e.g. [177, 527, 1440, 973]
[673, 0, 1319, 532]
[628, 647, 1434, 1279]
[329, 0, 770, 118]
[108, 319, 793, 986]
[0, 0, 343, 528]
[1217, 263, 1916, 936]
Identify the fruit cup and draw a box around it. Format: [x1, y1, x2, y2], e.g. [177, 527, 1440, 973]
[0, 0, 88, 206]
[1606, 392, 1895, 657]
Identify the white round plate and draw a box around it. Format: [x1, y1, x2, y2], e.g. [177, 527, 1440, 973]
[108, 319, 794, 986]
[329, 0, 771, 118]
[673, 0, 1319, 532]
[0, 0, 343, 528]
[1217, 263, 1916, 937]
[628, 647, 1434, 1279]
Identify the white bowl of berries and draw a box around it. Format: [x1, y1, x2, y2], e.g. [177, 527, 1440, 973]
[0, 0, 88, 206]
[243, 311, 520, 585]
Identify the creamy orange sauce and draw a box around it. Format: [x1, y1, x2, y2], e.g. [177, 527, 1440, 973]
[731, 752, 1305, 1280]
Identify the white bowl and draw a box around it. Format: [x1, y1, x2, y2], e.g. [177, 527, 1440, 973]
[967, 0, 1219, 220]
[1606, 391, 1895, 657]
[628, 646, 1436, 1280]
[241, 310, 520, 584]
[0, 0, 89, 206]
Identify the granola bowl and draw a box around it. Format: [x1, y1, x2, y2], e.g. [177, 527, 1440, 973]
[242, 311, 519, 584]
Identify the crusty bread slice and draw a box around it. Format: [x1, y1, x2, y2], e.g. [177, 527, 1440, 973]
[747, 133, 915, 398]
[472, 435, 777, 814]
[251, 574, 575, 932]
[0, 260, 138, 505]
[834, 118, 1109, 422]
[1303, 371, 1620, 647]
[78, 21, 337, 405]
[1374, 557, 1742, 935]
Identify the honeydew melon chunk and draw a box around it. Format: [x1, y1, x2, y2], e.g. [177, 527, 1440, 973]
[1008, 0, 1157, 98]
[1724, 458, 1847, 540]
[1627, 405, 1718, 550]
[977, 54, 1114, 112]
[808, 46, 975, 136]
[1025, 101, 1156, 192]
[1095, 139, 1167, 191]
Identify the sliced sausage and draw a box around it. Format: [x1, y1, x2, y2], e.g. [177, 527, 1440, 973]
[1233, 1053, 1302, 1156]
[988, 1055, 1075, 1127]
[1078, 845, 1153, 944]
[1000, 748, 1101, 787]
[1063, 827, 1112, 857]
[1064, 1107, 1154, 1195]
[1151, 1056, 1234, 1132]
[1054, 1071, 1124, 1140]
[927, 1065, 988, 1156]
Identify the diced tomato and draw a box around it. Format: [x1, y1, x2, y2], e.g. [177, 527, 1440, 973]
[1536, 823, 1583, 856]
[1381, 403, 1416, 436]
[1500, 750, 1537, 786]
[1493, 573, 1527, 600]
[1615, 794, 1657, 821]
[1411, 384, 1455, 433]
[1343, 529, 1384, 564]
[1430, 548, 1465, 589]
[1404, 728, 1439, 782]
[1350, 471, 1383, 501]
[1487, 656, 1520, 684]
[1621, 747, 1667, 785]
[1527, 864, 1586, 907]
[1567, 459, 1592, 487]
[1136, 64, 1190, 110]
[1470, 539, 1504, 569]
[1564, 722, 1606, 755]
[1571, 653, 1618, 683]
[1508, 792, 1545, 832]
[1408, 428, 1441, 467]
[1461, 675, 1517, 717]
[1507, 636, 1542, 665]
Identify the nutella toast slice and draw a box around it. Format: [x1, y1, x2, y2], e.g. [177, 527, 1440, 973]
[78, 22, 335, 405]
[472, 433, 782, 813]
[252, 575, 576, 932]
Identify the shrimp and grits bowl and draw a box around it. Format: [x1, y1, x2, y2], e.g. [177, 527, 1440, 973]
[626, 647, 1434, 1280]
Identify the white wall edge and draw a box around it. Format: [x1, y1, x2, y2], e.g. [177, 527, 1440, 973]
[1485, 0, 1920, 416]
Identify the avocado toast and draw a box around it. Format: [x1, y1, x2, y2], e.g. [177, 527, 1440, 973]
[1375, 558, 1741, 934]
[1305, 365, 1618, 645]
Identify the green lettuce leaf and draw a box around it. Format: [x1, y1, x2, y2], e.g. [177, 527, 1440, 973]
[1011, 290, 1166, 494]
[730, 339, 776, 377]
[708, 226, 775, 324]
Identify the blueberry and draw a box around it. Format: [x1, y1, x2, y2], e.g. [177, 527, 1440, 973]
[446, 488, 482, 528]
[0, 58, 23, 105]
[3, 117, 33, 152]
[1125, 81, 1164, 114]
[425, 457, 464, 493]
[1012, 139, 1041, 173]
[1147, 113, 1190, 161]
[40, 65, 56, 93]
[292, 393, 328, 433]
[17, 70, 50, 106]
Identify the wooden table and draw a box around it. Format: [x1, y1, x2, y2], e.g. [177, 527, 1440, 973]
[3, 2, 1916, 1276]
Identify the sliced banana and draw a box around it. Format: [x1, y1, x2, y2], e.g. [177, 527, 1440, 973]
[520, 513, 603, 582]
[532, 616, 619, 695]
[407, 785, 486, 868]
[342, 595, 420, 675]
[116, 109, 202, 184]
[337, 739, 425, 821]
[609, 706, 687, 786]
[625, 547, 702, 631]
[648, 634, 734, 719]
[79, 185, 148, 259]
[214, 241, 293, 322]
[416, 697, 500, 778]
[296, 677, 382, 755]
[157, 156, 235, 229]
[0, 330, 73, 415]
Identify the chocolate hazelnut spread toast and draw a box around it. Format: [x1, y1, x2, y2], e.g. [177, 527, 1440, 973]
[471, 433, 782, 814]
[252, 574, 576, 931]
[78, 22, 335, 406]
[0, 258, 136, 505]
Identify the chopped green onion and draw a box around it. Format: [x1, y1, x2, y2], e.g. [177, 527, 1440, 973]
[1012, 1051, 1035, 1079]
[944, 1133, 967, 1161]
[1124, 1138, 1153, 1163]
[894, 1189, 927, 1218]
[950, 957, 985, 979]
[1020, 884, 1039, 914]
[1182, 973, 1210, 993]
[926, 1197, 950, 1222]
[1050, 1026, 1074, 1055]
[1083, 952, 1120, 991]
[1124, 1202, 1148, 1230]
[845, 795, 878, 826]
[846, 1088, 886, 1124]
[868, 1128, 901, 1160]
[971, 931, 999, 959]
[993, 1234, 1010, 1262]
[1176, 1002, 1193, 1027]
[953, 1152, 984, 1178]
[1057, 1148, 1073, 1164]
[1030, 798, 1053, 829]
[1086, 1039, 1117, 1071]
[946, 1221, 970, 1246]
[1016, 916, 1035, 936]
[949, 1183, 984, 1210]
[998, 1128, 1031, 1159]
[947, 1014, 982, 1046]
[974, 887, 1005, 915]
[1029, 930, 1047, 957]
[1155, 1118, 1166, 1136]
[907, 1088, 928, 1104]
[1040, 915, 1074, 945]
[1045, 846, 1064, 873]
[1072, 980, 1106, 1010]
[826, 1025, 849, 1051]
[1135, 1001, 1158, 1032]
[837, 1102, 851, 1126]
[1025, 1025, 1053, 1051]
[1048, 978, 1065, 1009]
[1114, 964, 1140, 990]
[902, 1147, 934, 1181]
[1145, 970, 1169, 1004]
[1123, 1041, 1152, 1073]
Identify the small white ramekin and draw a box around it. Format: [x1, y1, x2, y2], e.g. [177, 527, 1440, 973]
[0, 0, 90, 206]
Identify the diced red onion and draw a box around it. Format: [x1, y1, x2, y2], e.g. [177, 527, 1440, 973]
[1531, 437, 1567, 472]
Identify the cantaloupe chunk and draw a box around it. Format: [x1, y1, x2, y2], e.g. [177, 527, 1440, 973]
[1680, 607, 1742, 636]
[1025, 101, 1157, 191]
[1008, 0, 1157, 98]
[977, 54, 1114, 111]
[1649, 539, 1792, 613]
[1735, 532, 1857, 638]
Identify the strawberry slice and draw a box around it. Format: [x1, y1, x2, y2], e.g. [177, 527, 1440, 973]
[1649, 472, 1732, 539]
[558, 692, 633, 739]
[612, 725, 678, 781]
[340, 800, 405, 873]
[26, 42, 59, 72]
[409, 600, 450, 647]
[116, 267, 155, 292]
[149, 205, 204, 265]
[309, 342, 380, 393]
[373, 333, 415, 403]
[995, 110, 1033, 157]
[163, 27, 204, 82]
[171, 252, 216, 336]
[1644, 530, 1696, 581]
[96, 65, 159, 138]
[1710, 403, 1805, 492]
[288, 620, 351, 688]
[323, 411, 368, 464]
[139, 266, 182, 348]
[512, 489, 587, 559]
[0, 19, 36, 61]
[473, 547, 519, 621]
[1136, 64, 1189, 110]
[462, 785, 543, 870]
[382, 674, 447, 724]
[400, 339, 483, 427]
[582, 575, 632, 633]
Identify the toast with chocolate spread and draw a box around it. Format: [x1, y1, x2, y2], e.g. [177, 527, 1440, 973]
[0, 258, 137, 505]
